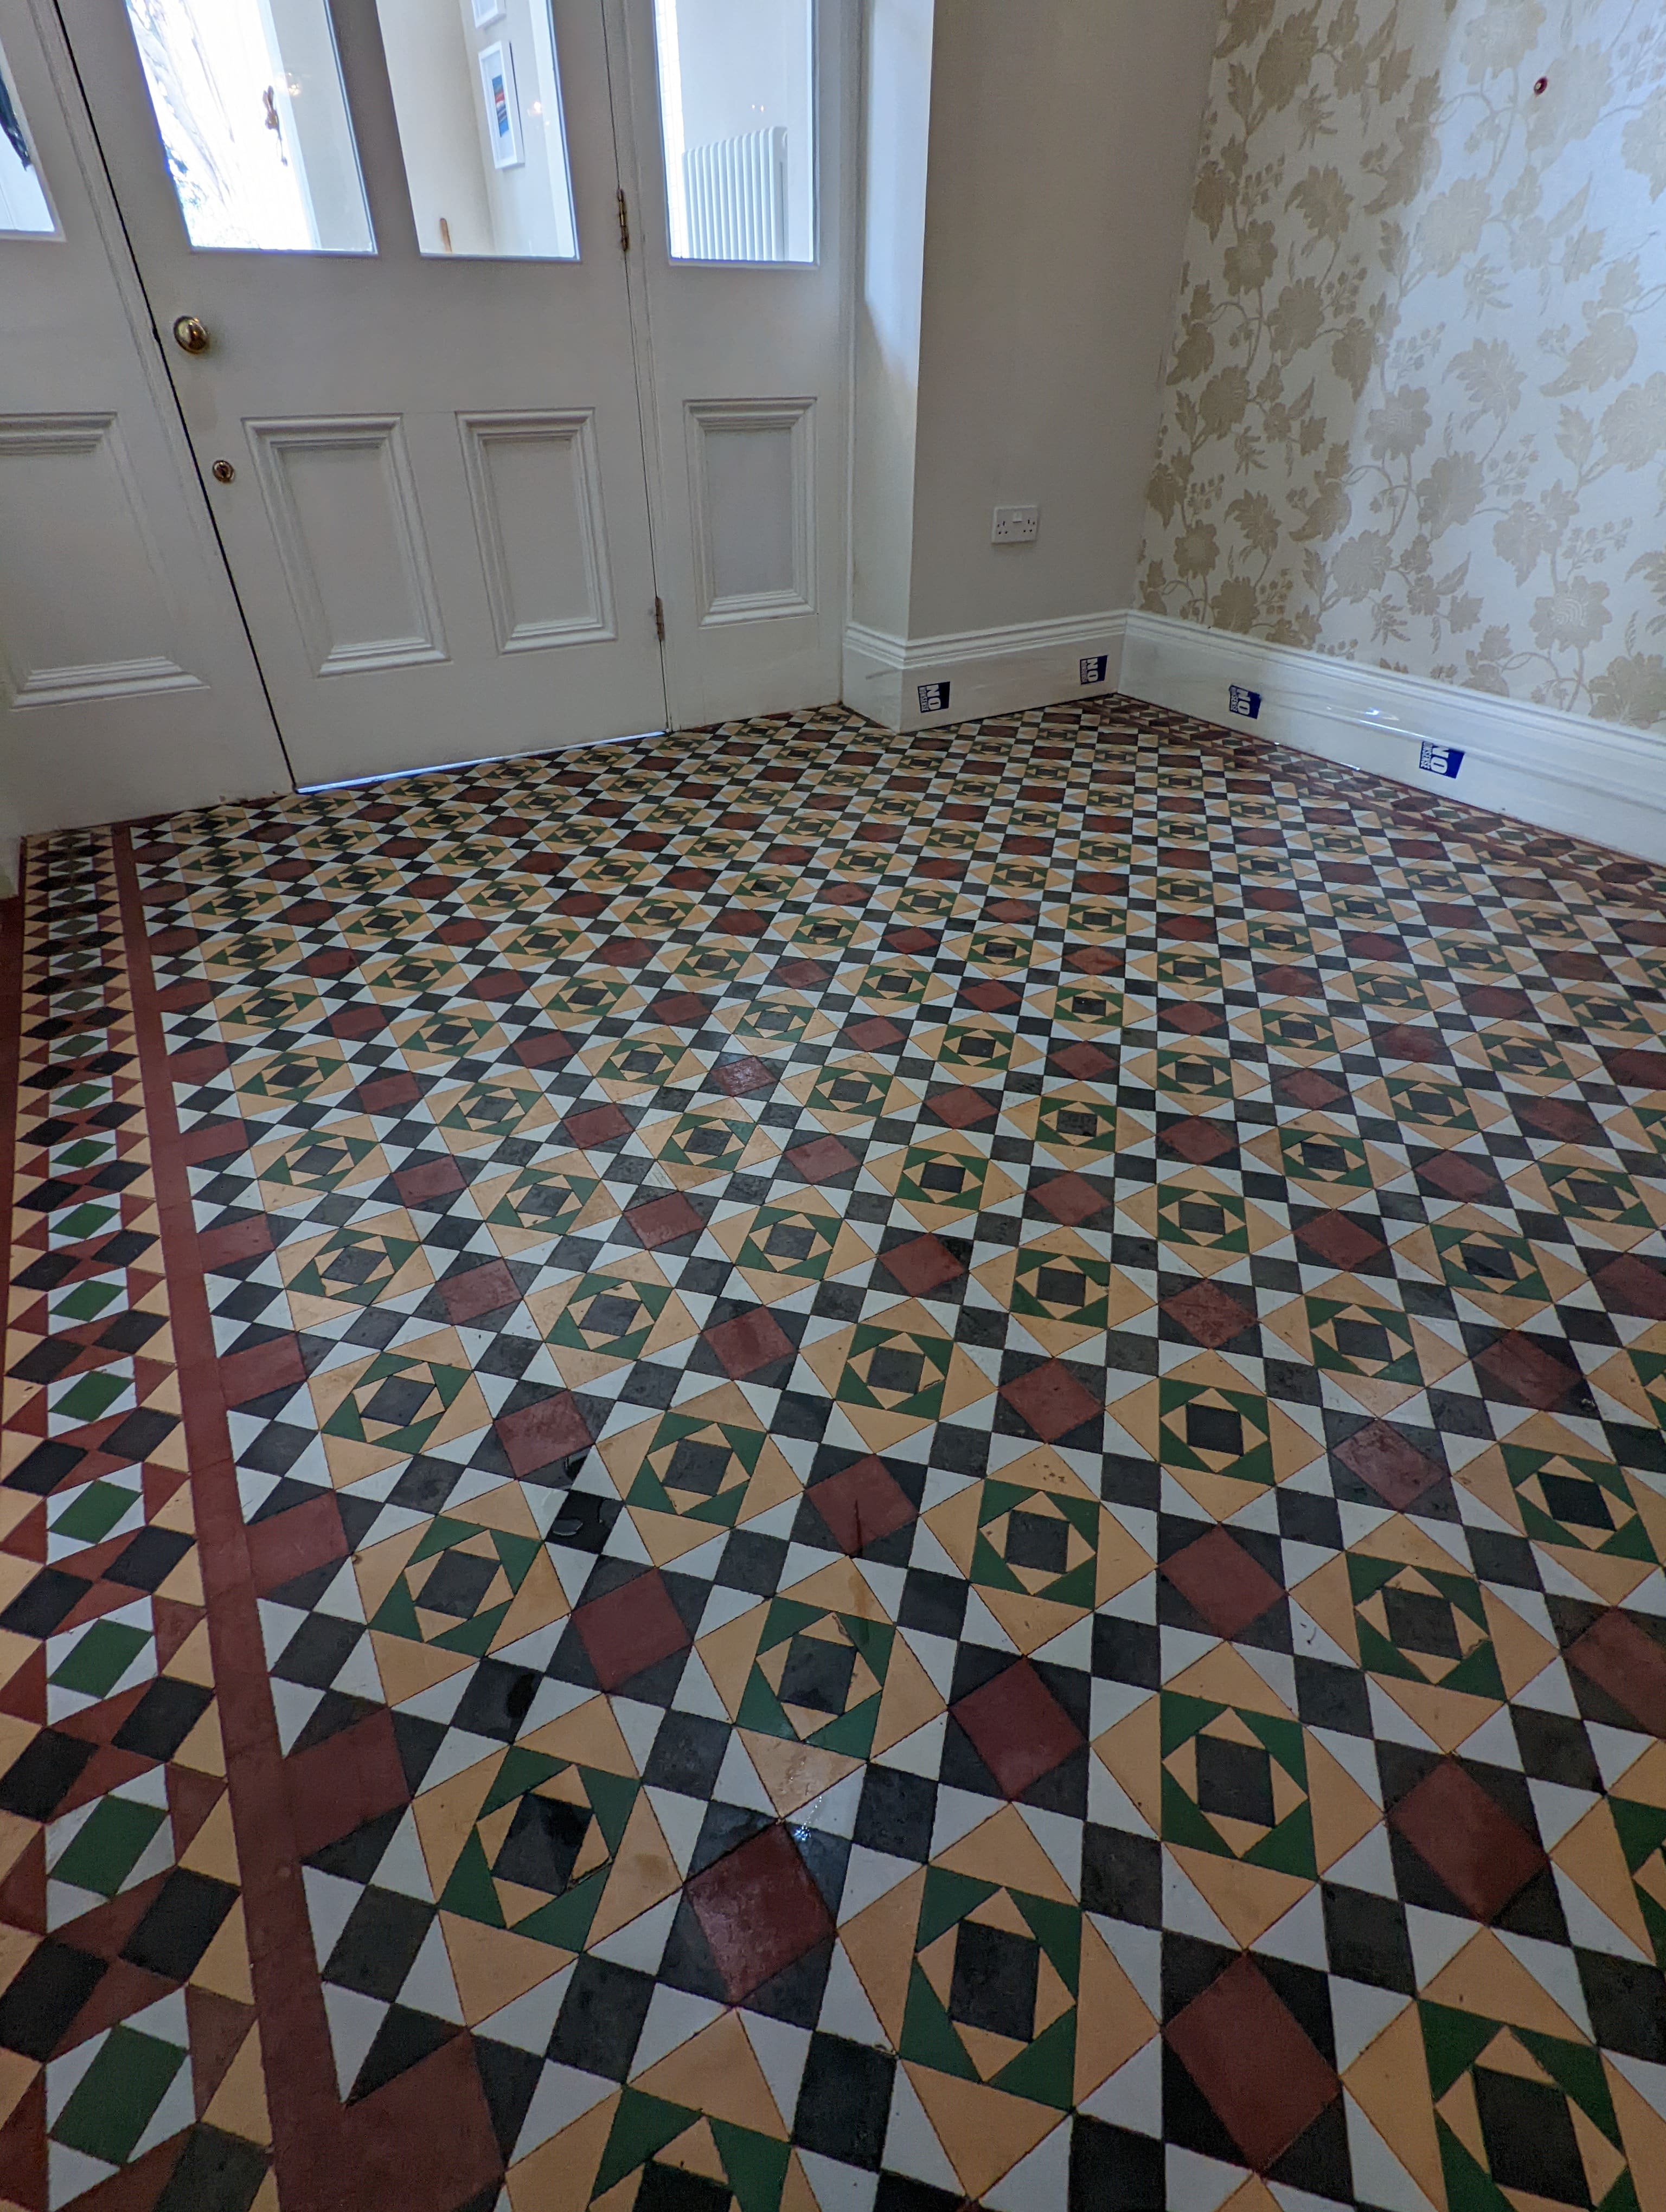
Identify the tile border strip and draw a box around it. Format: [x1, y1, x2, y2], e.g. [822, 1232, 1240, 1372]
[111, 825, 343, 2212]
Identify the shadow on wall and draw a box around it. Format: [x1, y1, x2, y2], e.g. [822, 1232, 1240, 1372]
[1138, 0, 1666, 732]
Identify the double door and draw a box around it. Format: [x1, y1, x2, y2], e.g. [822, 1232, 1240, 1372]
[4, 0, 849, 802]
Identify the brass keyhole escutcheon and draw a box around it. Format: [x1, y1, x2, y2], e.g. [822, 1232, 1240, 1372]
[212, 460, 236, 484]
[172, 315, 210, 354]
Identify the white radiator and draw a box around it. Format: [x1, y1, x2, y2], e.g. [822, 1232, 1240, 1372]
[683, 126, 788, 261]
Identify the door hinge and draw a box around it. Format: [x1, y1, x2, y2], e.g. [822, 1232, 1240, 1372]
[617, 188, 631, 255]
[653, 596, 665, 642]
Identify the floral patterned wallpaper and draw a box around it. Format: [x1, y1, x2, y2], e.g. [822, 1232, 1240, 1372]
[1139, 0, 1666, 730]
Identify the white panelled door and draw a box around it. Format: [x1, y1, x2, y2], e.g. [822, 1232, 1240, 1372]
[0, 0, 287, 832]
[61, 0, 669, 789]
[51, 0, 851, 794]
[614, 0, 853, 730]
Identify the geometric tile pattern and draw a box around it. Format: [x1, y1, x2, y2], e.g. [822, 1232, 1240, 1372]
[3, 696, 1666, 2211]
[0, 836, 272, 2212]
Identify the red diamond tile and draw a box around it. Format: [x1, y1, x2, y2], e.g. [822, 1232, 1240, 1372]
[785, 1135, 860, 1182]
[808, 1457, 917, 1554]
[1464, 984, 1534, 1018]
[168, 1044, 228, 1083]
[358, 1071, 422, 1115]
[218, 1334, 305, 1410]
[1474, 1331, 1581, 1411]
[440, 1259, 518, 1325]
[494, 1392, 592, 1477]
[286, 1708, 409, 1860]
[1389, 1761, 1546, 1920]
[1160, 1118, 1235, 1165]
[1258, 963, 1324, 996]
[197, 1216, 273, 1271]
[394, 1157, 465, 1206]
[1419, 1150, 1502, 1203]
[1162, 1003, 1221, 1036]
[329, 1005, 387, 1040]
[1517, 1096, 1605, 1144]
[600, 937, 659, 969]
[565, 1102, 631, 1146]
[848, 1017, 906, 1050]
[960, 980, 1020, 1012]
[953, 1660, 1084, 1798]
[713, 1053, 774, 1098]
[246, 1492, 346, 1597]
[1335, 1420, 1444, 1508]
[704, 1308, 794, 1379]
[1161, 1527, 1284, 1638]
[338, 2025, 501, 2212]
[1601, 1050, 1666, 1091]
[574, 1568, 691, 1691]
[1052, 1041, 1115, 1079]
[1296, 1212, 1385, 1269]
[177, 1117, 247, 1165]
[928, 1086, 996, 1129]
[1034, 1172, 1104, 1225]
[687, 1826, 834, 2003]
[1592, 1254, 1666, 1321]
[1372, 1024, 1446, 1063]
[652, 992, 710, 1027]
[1164, 1955, 1338, 2172]
[514, 1033, 574, 1070]
[1344, 933, 1406, 963]
[999, 1360, 1101, 1443]
[1162, 1282, 1257, 1349]
[624, 1193, 704, 1250]
[1566, 1610, 1666, 1737]
[1276, 1069, 1349, 1109]
[883, 1234, 965, 1295]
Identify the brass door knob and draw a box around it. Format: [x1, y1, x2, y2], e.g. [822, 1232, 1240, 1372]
[172, 315, 210, 354]
[211, 460, 236, 484]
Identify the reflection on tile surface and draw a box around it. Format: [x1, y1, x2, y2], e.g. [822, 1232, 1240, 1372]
[3, 697, 1666, 2209]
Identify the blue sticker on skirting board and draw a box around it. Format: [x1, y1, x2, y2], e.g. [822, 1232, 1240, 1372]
[1419, 741, 1464, 778]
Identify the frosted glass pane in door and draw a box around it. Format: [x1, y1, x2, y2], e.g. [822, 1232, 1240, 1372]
[122, 0, 373, 250]
[0, 44, 55, 234]
[653, 0, 813, 263]
[375, 0, 577, 259]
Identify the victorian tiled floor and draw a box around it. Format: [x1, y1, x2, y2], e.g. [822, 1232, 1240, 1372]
[1, 697, 1665, 2212]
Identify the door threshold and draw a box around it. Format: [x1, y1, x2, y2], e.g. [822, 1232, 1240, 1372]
[297, 728, 670, 796]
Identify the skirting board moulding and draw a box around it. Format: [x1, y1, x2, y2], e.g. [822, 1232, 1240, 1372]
[842, 606, 1666, 865]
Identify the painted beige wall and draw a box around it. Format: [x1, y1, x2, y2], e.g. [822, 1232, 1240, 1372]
[1139, 0, 1666, 732]
[851, 0, 1219, 648]
[850, 0, 935, 636]
[906, 0, 1220, 639]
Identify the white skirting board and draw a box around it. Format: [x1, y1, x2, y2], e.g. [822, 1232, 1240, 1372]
[1116, 609, 1666, 867]
[842, 613, 1125, 733]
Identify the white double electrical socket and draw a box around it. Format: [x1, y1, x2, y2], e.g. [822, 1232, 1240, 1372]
[992, 505, 1040, 544]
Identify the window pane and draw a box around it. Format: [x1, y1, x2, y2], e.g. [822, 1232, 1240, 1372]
[0, 46, 54, 235]
[653, 0, 813, 265]
[375, 0, 577, 260]
[123, 0, 373, 252]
